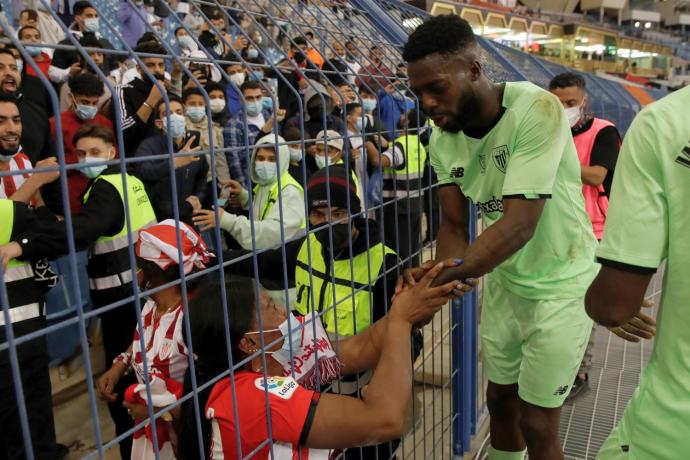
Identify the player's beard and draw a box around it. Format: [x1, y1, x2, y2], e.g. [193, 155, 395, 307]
[440, 88, 481, 134]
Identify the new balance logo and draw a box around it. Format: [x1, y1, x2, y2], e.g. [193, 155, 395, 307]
[553, 385, 569, 396]
[675, 143, 690, 169]
[450, 167, 465, 178]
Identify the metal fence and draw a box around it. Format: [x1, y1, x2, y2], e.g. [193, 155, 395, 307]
[0, 0, 482, 459]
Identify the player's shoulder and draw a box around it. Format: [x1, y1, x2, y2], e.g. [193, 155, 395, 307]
[634, 86, 690, 129]
[505, 81, 561, 113]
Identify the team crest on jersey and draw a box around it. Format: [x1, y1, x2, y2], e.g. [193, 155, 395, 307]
[159, 339, 173, 360]
[491, 145, 510, 173]
[255, 376, 298, 399]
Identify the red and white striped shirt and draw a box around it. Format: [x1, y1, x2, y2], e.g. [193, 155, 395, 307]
[129, 299, 189, 460]
[0, 152, 32, 199]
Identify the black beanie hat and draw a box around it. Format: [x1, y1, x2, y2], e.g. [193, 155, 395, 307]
[307, 165, 361, 214]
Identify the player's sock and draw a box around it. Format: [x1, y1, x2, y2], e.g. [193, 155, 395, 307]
[487, 445, 527, 460]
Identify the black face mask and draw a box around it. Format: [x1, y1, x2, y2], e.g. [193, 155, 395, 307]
[294, 52, 306, 64]
[153, 72, 166, 81]
[314, 223, 352, 252]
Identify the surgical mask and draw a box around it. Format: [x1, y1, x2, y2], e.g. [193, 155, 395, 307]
[229, 72, 245, 87]
[354, 118, 364, 132]
[178, 35, 194, 49]
[167, 113, 187, 138]
[564, 105, 582, 128]
[152, 25, 162, 34]
[289, 147, 302, 162]
[247, 48, 259, 59]
[362, 98, 376, 113]
[75, 103, 98, 120]
[314, 222, 352, 251]
[26, 46, 41, 57]
[245, 100, 262, 117]
[250, 70, 264, 81]
[254, 160, 277, 184]
[186, 106, 206, 123]
[16, 60, 23, 73]
[248, 312, 302, 357]
[84, 17, 100, 33]
[210, 98, 226, 113]
[262, 96, 273, 111]
[314, 154, 332, 169]
[81, 156, 108, 179]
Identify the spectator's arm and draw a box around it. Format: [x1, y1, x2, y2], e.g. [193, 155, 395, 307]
[219, 185, 304, 251]
[212, 128, 231, 182]
[132, 143, 169, 182]
[48, 64, 71, 84]
[192, 155, 209, 202]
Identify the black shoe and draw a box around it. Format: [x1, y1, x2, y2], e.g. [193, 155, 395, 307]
[566, 374, 589, 402]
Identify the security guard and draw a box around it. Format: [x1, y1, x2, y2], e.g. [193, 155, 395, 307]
[369, 107, 428, 268]
[0, 199, 65, 459]
[16, 124, 156, 459]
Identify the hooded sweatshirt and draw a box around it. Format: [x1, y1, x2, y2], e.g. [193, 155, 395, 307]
[220, 135, 306, 250]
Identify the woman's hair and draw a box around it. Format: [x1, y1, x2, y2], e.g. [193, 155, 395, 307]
[177, 276, 257, 459]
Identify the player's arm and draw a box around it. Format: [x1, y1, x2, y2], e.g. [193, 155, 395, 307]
[434, 184, 471, 261]
[431, 196, 544, 286]
[580, 165, 607, 187]
[586, 107, 661, 339]
[586, 264, 652, 327]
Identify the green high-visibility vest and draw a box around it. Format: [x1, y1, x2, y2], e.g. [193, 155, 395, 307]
[294, 233, 395, 336]
[0, 199, 29, 272]
[253, 172, 306, 228]
[83, 173, 156, 291]
[382, 134, 427, 199]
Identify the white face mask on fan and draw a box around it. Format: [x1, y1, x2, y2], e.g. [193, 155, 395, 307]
[564, 105, 583, 128]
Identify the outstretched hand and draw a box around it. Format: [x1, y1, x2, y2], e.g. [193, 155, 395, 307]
[390, 261, 475, 328]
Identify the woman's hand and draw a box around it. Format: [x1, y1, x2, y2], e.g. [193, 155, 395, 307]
[390, 261, 475, 327]
[96, 364, 126, 402]
[122, 400, 149, 423]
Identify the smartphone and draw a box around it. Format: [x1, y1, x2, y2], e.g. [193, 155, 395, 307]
[185, 130, 201, 149]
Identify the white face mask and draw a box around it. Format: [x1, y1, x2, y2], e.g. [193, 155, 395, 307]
[209, 98, 226, 113]
[564, 105, 583, 128]
[229, 72, 245, 87]
[289, 147, 302, 162]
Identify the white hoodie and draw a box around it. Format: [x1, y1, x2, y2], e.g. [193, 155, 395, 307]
[220, 135, 306, 250]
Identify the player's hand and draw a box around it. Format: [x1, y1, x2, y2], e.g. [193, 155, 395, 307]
[0, 242, 22, 271]
[608, 298, 656, 342]
[390, 261, 466, 327]
[34, 157, 60, 185]
[395, 258, 464, 294]
[192, 207, 225, 230]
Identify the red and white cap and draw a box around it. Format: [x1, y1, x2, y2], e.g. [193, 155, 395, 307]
[136, 219, 213, 274]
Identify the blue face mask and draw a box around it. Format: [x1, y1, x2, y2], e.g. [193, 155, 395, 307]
[262, 96, 273, 111]
[245, 100, 263, 117]
[354, 118, 364, 132]
[178, 35, 195, 50]
[247, 48, 259, 59]
[75, 103, 98, 120]
[26, 46, 41, 57]
[84, 17, 100, 33]
[362, 98, 376, 113]
[186, 106, 206, 123]
[167, 113, 187, 138]
[81, 156, 108, 179]
[254, 160, 277, 184]
[250, 70, 264, 81]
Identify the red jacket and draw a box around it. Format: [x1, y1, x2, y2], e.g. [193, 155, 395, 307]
[26, 52, 51, 79]
[49, 110, 115, 215]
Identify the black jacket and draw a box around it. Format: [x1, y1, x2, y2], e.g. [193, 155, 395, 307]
[52, 31, 118, 72]
[18, 77, 52, 164]
[114, 77, 161, 155]
[133, 135, 209, 223]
